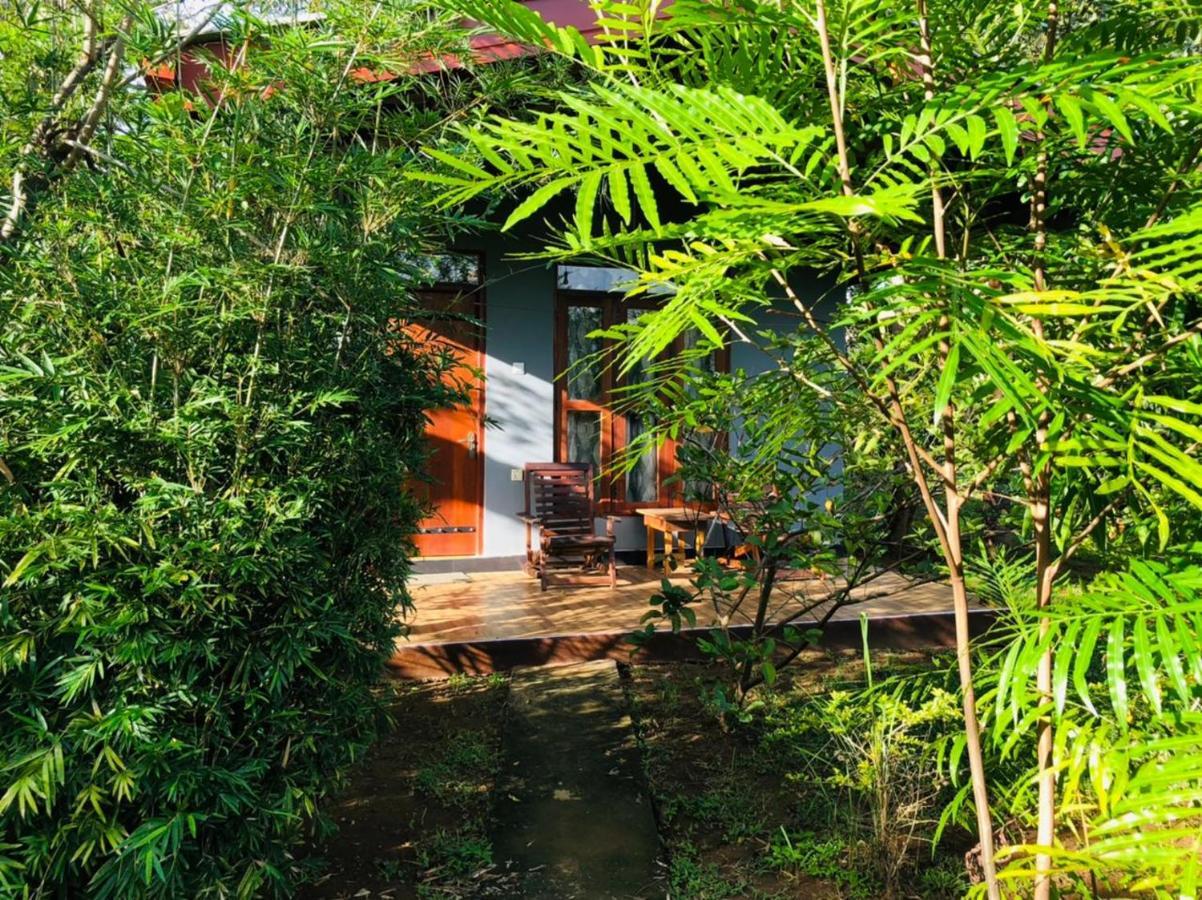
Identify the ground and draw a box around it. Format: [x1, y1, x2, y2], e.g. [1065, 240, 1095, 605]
[624, 653, 973, 899]
[298, 673, 514, 899]
[301, 652, 975, 899]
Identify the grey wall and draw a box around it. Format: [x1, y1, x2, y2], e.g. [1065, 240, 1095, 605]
[475, 232, 558, 558]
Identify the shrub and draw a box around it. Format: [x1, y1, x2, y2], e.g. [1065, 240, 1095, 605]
[764, 684, 962, 896]
[632, 362, 912, 716]
[0, 8, 478, 895]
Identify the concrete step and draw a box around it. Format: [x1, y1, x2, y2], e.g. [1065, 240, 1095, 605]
[492, 660, 662, 898]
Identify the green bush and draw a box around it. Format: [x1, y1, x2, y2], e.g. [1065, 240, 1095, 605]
[0, 9, 478, 895]
[762, 683, 963, 895]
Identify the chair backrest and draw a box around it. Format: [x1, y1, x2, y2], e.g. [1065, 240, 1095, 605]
[524, 463, 595, 535]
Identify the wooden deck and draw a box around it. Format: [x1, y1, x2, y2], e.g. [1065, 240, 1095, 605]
[389, 566, 993, 678]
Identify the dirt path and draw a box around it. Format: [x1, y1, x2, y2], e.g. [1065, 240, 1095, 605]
[492, 660, 664, 898]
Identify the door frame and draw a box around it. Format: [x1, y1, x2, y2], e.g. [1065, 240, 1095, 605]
[414, 251, 486, 558]
[552, 285, 730, 515]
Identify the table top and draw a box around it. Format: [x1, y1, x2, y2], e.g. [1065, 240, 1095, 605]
[635, 507, 717, 527]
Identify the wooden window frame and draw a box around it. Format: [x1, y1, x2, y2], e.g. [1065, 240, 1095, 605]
[553, 289, 730, 515]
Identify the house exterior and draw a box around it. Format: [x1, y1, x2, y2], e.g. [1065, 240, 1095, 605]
[147, 0, 810, 570]
[406, 231, 805, 569]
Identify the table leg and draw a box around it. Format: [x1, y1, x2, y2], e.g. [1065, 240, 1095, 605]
[663, 532, 673, 575]
[646, 525, 656, 571]
[695, 529, 704, 561]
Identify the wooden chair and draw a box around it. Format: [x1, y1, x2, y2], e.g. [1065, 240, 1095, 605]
[517, 463, 617, 590]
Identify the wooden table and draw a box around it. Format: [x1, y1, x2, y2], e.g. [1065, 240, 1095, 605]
[635, 507, 719, 574]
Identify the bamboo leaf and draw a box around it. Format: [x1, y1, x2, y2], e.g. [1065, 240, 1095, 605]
[1075, 616, 1103, 716]
[1132, 616, 1162, 714]
[933, 339, 959, 424]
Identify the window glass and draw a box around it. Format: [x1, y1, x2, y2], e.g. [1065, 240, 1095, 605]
[555, 292, 727, 507]
[566, 305, 605, 402]
[401, 252, 482, 286]
[681, 429, 721, 504]
[557, 264, 634, 293]
[567, 411, 602, 474]
[556, 264, 676, 295]
[622, 308, 658, 504]
[681, 327, 717, 374]
[625, 413, 658, 503]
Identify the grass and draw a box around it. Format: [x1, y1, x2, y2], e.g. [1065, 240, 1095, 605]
[304, 652, 971, 899]
[766, 829, 878, 898]
[662, 787, 766, 843]
[669, 844, 753, 899]
[414, 730, 499, 807]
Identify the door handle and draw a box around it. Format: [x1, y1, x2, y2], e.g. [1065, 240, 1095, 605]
[460, 432, 478, 459]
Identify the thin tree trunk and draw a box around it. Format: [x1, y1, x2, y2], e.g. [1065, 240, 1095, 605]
[65, 15, 133, 169]
[738, 556, 778, 701]
[1032, 477, 1056, 898]
[813, 1, 1000, 893]
[916, 9, 1002, 879]
[1, 4, 100, 241]
[945, 490, 999, 892]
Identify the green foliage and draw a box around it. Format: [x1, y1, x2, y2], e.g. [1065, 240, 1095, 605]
[661, 787, 764, 843]
[767, 830, 878, 897]
[414, 732, 499, 808]
[666, 844, 751, 900]
[414, 829, 493, 880]
[424, 0, 1202, 559]
[963, 561, 1202, 894]
[0, 2, 515, 895]
[915, 858, 972, 898]
[765, 685, 963, 894]
[631, 358, 919, 711]
[424, 0, 1202, 891]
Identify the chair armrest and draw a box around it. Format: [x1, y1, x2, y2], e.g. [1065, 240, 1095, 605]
[516, 512, 541, 524]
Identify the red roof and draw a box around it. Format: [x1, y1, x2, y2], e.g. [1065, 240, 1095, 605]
[145, 0, 622, 93]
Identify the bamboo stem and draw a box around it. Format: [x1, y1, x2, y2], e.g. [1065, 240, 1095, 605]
[1030, 4, 1060, 894]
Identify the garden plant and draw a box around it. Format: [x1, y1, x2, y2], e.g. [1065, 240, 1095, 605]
[630, 354, 929, 715]
[424, 0, 1202, 893]
[0, 1, 539, 894]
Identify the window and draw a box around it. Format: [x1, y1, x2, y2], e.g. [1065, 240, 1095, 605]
[553, 266, 728, 512]
[400, 251, 483, 288]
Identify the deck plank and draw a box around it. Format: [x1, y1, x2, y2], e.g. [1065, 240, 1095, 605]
[389, 567, 992, 678]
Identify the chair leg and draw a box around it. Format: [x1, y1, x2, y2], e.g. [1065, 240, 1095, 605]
[608, 545, 617, 588]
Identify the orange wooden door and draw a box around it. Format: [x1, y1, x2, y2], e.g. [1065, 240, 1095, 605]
[408, 288, 485, 557]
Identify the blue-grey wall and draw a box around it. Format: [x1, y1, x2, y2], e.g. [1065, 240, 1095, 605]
[475, 233, 558, 557]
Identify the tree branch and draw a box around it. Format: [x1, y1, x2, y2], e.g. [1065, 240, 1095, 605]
[1094, 318, 1202, 389]
[1, 5, 105, 242]
[66, 15, 133, 169]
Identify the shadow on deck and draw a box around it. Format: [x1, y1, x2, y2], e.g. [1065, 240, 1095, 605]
[389, 566, 995, 679]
